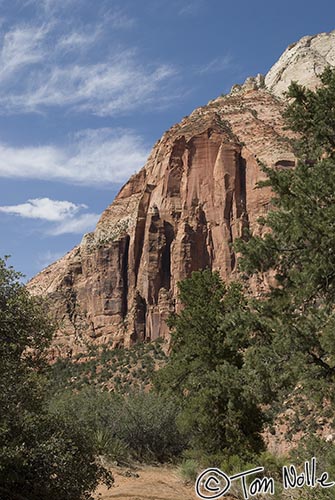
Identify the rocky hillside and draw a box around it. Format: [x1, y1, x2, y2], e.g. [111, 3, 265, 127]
[265, 30, 335, 96]
[28, 30, 335, 357]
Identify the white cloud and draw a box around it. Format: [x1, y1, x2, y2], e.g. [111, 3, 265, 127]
[196, 55, 233, 75]
[56, 29, 101, 53]
[49, 213, 100, 235]
[0, 197, 86, 221]
[0, 196, 100, 236]
[0, 24, 50, 83]
[0, 14, 177, 116]
[0, 128, 149, 185]
[0, 53, 177, 115]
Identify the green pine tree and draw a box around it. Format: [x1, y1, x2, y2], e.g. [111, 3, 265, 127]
[236, 66, 335, 415]
[154, 269, 265, 458]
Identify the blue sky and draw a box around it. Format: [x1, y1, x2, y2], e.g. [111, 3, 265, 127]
[0, 0, 334, 280]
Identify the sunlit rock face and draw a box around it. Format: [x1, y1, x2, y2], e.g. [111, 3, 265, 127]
[31, 28, 335, 355]
[265, 30, 335, 96]
[28, 84, 296, 356]
[32, 29, 335, 356]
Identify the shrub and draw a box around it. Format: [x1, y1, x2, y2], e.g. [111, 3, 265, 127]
[114, 391, 186, 462]
[0, 257, 112, 499]
[179, 459, 199, 484]
[49, 387, 186, 464]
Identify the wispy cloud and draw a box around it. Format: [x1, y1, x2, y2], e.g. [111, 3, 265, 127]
[24, 0, 81, 15]
[196, 55, 233, 75]
[0, 128, 149, 185]
[104, 8, 136, 29]
[2, 54, 177, 116]
[0, 24, 50, 83]
[178, 0, 203, 16]
[0, 198, 86, 221]
[27, 0, 135, 28]
[0, 13, 177, 116]
[56, 28, 101, 53]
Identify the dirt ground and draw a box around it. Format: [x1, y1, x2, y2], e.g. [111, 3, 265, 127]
[94, 464, 198, 500]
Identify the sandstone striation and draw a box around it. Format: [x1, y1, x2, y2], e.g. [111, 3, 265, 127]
[28, 87, 295, 356]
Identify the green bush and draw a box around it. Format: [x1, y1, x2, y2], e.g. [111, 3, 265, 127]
[49, 388, 186, 463]
[179, 459, 199, 483]
[115, 391, 186, 462]
[0, 412, 112, 500]
[0, 257, 112, 500]
[289, 436, 335, 500]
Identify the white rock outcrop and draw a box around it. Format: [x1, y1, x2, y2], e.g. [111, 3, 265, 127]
[265, 30, 335, 96]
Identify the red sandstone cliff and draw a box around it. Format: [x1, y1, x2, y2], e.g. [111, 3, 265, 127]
[28, 86, 296, 356]
[30, 31, 335, 355]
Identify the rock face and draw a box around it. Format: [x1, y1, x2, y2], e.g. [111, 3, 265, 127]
[28, 87, 295, 356]
[265, 30, 335, 96]
[30, 30, 335, 356]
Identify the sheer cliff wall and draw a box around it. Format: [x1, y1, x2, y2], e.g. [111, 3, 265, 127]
[28, 88, 295, 356]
